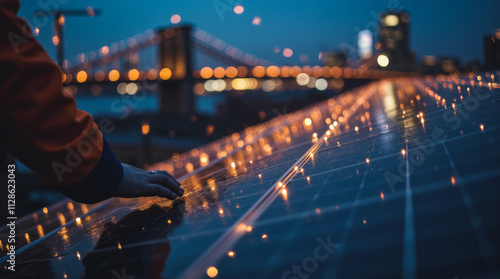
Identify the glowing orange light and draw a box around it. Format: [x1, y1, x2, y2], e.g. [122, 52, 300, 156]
[108, 69, 120, 81]
[118, 243, 122, 249]
[381, 192, 385, 200]
[76, 71, 87, 83]
[304, 118, 312, 126]
[252, 66, 265, 78]
[207, 266, 218, 278]
[160, 68, 172, 80]
[355, 126, 359, 132]
[228, 251, 235, 257]
[451, 176, 456, 185]
[231, 162, 236, 168]
[142, 123, 150, 135]
[128, 69, 139, 81]
[266, 65, 280, 77]
[246, 226, 252, 232]
[77, 252, 81, 260]
[366, 158, 370, 164]
[480, 124, 484, 131]
[25, 233, 30, 243]
[213, 67, 225, 78]
[363, 219, 367, 224]
[200, 67, 213, 79]
[225, 66, 238, 78]
[200, 154, 209, 165]
[52, 35, 60, 45]
[43, 207, 48, 214]
[331, 66, 342, 78]
[307, 176, 310, 182]
[258, 174, 262, 179]
[401, 149, 406, 157]
[58, 15, 65, 25]
[37, 225, 44, 237]
[262, 234, 268, 239]
[75, 217, 81, 225]
[281, 188, 287, 196]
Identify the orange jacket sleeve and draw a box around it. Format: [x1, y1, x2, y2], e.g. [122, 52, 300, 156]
[0, 0, 123, 203]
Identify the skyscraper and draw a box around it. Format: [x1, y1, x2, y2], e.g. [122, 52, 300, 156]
[378, 11, 415, 71]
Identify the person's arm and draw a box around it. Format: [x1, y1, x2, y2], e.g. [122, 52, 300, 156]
[0, 0, 182, 204]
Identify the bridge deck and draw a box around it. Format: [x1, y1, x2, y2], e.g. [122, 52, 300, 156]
[2, 74, 500, 279]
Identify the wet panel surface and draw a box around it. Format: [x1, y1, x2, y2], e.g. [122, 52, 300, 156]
[2, 74, 500, 279]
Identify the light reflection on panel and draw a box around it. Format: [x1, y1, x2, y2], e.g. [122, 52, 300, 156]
[2, 72, 500, 279]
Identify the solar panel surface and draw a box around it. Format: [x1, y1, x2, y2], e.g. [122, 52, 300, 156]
[1, 74, 500, 279]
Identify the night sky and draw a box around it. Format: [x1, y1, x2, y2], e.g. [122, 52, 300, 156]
[17, 0, 500, 67]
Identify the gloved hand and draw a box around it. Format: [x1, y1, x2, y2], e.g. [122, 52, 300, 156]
[113, 163, 184, 200]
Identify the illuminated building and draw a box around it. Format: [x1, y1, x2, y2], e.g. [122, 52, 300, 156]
[378, 11, 415, 71]
[358, 29, 373, 59]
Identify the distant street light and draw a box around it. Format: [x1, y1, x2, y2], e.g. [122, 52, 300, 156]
[377, 54, 390, 67]
[141, 122, 151, 167]
[33, 7, 102, 69]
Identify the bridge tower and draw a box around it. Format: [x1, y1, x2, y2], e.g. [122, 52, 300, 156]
[158, 26, 195, 116]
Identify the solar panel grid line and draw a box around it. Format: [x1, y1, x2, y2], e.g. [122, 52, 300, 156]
[402, 140, 417, 279]
[0, 200, 100, 250]
[179, 84, 379, 279]
[215, 90, 406, 278]
[257, 170, 336, 278]
[322, 169, 369, 279]
[0, 145, 262, 264]
[442, 143, 498, 277]
[151, 82, 376, 179]
[155, 103, 340, 278]
[179, 134, 326, 279]
[3, 74, 500, 278]
[252, 163, 500, 239]
[0, 200, 113, 263]
[148, 92, 314, 178]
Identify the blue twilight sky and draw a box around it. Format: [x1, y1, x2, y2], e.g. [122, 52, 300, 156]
[17, 0, 500, 67]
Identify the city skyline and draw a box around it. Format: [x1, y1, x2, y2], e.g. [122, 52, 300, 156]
[18, 0, 500, 67]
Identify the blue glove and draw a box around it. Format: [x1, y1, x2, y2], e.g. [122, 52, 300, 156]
[113, 163, 184, 200]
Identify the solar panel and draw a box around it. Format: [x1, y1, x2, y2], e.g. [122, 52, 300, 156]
[2, 74, 500, 279]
